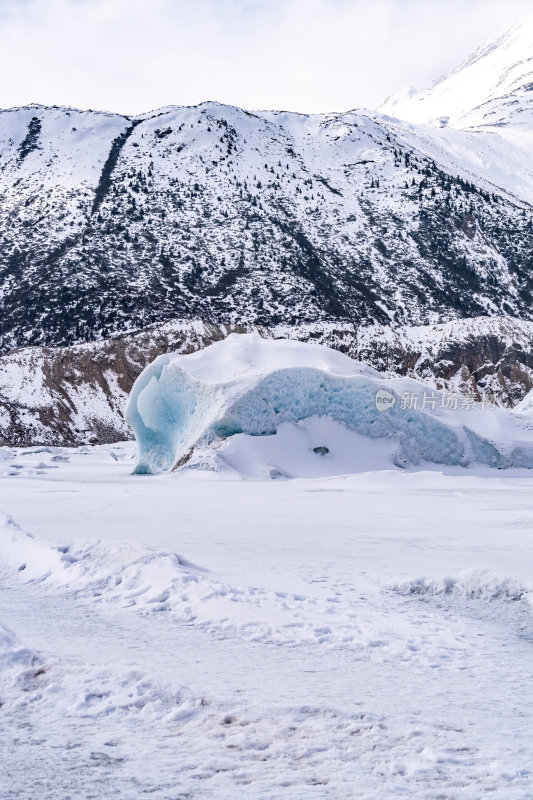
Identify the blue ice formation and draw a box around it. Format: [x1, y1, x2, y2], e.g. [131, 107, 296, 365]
[126, 333, 533, 474]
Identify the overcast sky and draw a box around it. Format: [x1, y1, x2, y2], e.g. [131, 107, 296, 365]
[0, 0, 531, 115]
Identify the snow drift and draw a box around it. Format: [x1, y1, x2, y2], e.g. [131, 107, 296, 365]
[126, 334, 533, 476]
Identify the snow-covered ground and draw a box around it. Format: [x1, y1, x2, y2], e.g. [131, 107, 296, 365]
[1, 442, 533, 798]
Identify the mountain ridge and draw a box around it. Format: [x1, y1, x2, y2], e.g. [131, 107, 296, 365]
[0, 97, 532, 353]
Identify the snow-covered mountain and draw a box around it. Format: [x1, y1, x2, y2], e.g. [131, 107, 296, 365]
[2, 18, 533, 445]
[1, 56, 533, 352]
[380, 17, 533, 129]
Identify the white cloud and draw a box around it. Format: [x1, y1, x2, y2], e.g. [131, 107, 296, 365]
[0, 0, 531, 114]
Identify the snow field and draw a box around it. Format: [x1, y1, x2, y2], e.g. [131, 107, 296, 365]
[2, 443, 533, 798]
[5, 511, 516, 661]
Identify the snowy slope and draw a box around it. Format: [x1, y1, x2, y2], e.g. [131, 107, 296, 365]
[380, 17, 533, 129]
[1, 95, 533, 351]
[351, 315, 533, 404]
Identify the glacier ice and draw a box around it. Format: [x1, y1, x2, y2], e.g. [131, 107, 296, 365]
[126, 333, 533, 475]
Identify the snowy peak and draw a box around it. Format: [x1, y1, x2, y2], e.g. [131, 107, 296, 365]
[380, 17, 533, 129]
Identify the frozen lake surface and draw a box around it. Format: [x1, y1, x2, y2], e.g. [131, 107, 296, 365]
[1, 442, 533, 799]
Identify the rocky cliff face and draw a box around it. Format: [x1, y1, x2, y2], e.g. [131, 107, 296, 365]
[2, 317, 532, 447]
[351, 317, 533, 404]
